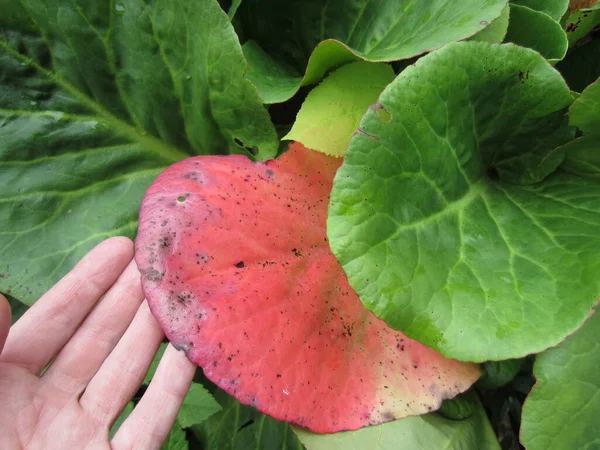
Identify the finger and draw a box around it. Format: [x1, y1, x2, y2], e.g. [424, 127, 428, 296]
[0, 294, 11, 354]
[79, 301, 164, 425]
[112, 344, 196, 450]
[42, 260, 145, 395]
[0, 237, 133, 374]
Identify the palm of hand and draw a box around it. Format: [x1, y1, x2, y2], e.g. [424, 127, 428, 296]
[0, 364, 112, 448]
[0, 238, 196, 450]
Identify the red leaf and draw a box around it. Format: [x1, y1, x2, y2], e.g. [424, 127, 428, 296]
[135, 143, 480, 433]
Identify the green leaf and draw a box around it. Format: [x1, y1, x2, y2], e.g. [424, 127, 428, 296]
[242, 41, 305, 105]
[6, 294, 29, 324]
[284, 62, 395, 157]
[567, 76, 600, 131]
[470, 6, 511, 43]
[560, 77, 600, 178]
[0, 0, 278, 305]
[328, 42, 599, 362]
[437, 389, 478, 420]
[565, 8, 600, 45]
[477, 359, 523, 389]
[294, 397, 500, 450]
[238, 0, 508, 103]
[110, 402, 134, 439]
[143, 347, 222, 428]
[556, 39, 600, 92]
[505, 4, 568, 62]
[234, 416, 305, 450]
[520, 312, 600, 450]
[192, 381, 304, 450]
[178, 383, 222, 428]
[161, 419, 189, 450]
[510, 0, 569, 20]
[556, 135, 600, 179]
[0, 0, 35, 30]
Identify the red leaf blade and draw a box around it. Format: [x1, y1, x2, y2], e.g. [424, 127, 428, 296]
[135, 143, 480, 433]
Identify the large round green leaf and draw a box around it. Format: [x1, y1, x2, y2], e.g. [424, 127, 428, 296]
[520, 312, 600, 450]
[0, 0, 278, 305]
[328, 41, 599, 362]
[239, 0, 508, 103]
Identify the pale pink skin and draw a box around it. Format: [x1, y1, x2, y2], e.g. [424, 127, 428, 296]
[135, 143, 480, 433]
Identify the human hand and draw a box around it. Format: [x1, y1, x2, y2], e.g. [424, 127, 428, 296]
[0, 237, 197, 449]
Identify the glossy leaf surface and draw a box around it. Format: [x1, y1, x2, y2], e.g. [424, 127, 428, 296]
[511, 0, 569, 20]
[240, 0, 507, 103]
[505, 4, 568, 61]
[328, 42, 599, 362]
[470, 6, 511, 43]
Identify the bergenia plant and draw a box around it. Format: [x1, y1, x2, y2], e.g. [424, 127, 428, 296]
[2, 0, 600, 448]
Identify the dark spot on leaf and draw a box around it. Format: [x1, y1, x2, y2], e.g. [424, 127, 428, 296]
[176, 292, 193, 303]
[374, 103, 392, 123]
[382, 411, 396, 421]
[518, 70, 529, 83]
[355, 127, 380, 140]
[172, 342, 191, 354]
[159, 235, 171, 249]
[141, 267, 162, 282]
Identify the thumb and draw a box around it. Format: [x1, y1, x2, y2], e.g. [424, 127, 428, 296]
[0, 294, 11, 355]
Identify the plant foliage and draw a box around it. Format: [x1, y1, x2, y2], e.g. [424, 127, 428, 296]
[2, 0, 599, 448]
